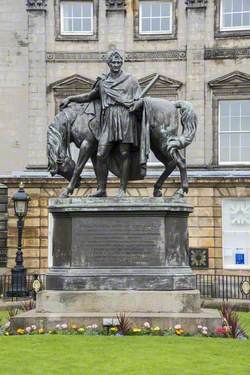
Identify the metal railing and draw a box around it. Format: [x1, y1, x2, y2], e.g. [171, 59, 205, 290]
[0, 273, 249, 301]
[0, 274, 46, 301]
[196, 274, 250, 300]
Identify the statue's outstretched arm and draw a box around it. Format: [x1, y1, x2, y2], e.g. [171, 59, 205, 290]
[60, 87, 100, 110]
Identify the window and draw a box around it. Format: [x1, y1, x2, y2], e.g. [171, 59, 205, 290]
[61, 1, 93, 35]
[139, 1, 172, 34]
[222, 198, 250, 269]
[221, 0, 250, 30]
[219, 100, 250, 164]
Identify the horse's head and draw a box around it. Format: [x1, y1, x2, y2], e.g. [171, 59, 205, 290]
[54, 156, 75, 180]
[47, 110, 81, 187]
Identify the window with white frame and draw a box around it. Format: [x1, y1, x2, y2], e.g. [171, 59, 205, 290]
[219, 100, 250, 164]
[139, 1, 172, 34]
[222, 198, 250, 269]
[221, 0, 250, 30]
[60, 1, 93, 35]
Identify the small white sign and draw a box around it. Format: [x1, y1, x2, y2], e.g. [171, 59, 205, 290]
[103, 318, 119, 326]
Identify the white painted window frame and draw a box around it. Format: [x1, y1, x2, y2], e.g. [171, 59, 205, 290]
[139, 1, 172, 35]
[218, 99, 250, 165]
[60, 1, 94, 35]
[220, 0, 250, 31]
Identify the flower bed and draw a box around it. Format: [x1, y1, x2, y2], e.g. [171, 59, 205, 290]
[2, 320, 248, 339]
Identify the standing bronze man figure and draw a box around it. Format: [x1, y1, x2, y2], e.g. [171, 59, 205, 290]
[60, 50, 147, 197]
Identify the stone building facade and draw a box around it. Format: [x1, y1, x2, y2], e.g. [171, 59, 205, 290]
[1, 0, 250, 275]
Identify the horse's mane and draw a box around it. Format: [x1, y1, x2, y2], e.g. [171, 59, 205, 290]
[47, 106, 79, 173]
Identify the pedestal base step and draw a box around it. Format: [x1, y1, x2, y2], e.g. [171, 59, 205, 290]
[11, 309, 221, 335]
[36, 290, 201, 314]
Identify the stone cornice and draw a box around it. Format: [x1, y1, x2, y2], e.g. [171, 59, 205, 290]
[205, 47, 250, 60]
[46, 50, 187, 63]
[185, 0, 207, 8]
[26, 0, 47, 11]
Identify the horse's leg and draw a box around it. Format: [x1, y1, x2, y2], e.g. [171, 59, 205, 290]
[60, 139, 96, 197]
[153, 160, 176, 197]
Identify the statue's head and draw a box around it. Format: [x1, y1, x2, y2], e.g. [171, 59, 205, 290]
[107, 50, 123, 74]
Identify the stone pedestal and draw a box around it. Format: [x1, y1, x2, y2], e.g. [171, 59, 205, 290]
[11, 197, 221, 332]
[47, 197, 195, 291]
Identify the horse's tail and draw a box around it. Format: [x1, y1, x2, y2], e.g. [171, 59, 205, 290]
[47, 108, 77, 175]
[167, 101, 197, 156]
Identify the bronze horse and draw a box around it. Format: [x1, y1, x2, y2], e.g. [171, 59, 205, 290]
[47, 98, 197, 197]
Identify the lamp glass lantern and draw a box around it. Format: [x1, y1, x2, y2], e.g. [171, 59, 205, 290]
[12, 182, 30, 218]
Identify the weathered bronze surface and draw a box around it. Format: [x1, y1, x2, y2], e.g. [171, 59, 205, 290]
[47, 50, 197, 198]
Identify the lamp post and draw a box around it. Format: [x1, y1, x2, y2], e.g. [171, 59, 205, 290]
[8, 182, 30, 297]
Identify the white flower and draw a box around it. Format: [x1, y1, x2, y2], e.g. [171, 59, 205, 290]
[25, 326, 31, 333]
[55, 324, 61, 330]
[202, 329, 208, 335]
[86, 325, 92, 329]
[202, 326, 208, 331]
[197, 325, 202, 329]
[31, 325, 37, 330]
[174, 324, 181, 330]
[5, 321, 10, 329]
[143, 322, 151, 329]
[61, 323, 68, 329]
[91, 324, 98, 329]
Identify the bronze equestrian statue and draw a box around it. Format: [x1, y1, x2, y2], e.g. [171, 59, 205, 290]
[47, 50, 197, 198]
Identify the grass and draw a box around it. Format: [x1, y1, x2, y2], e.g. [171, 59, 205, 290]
[0, 311, 249, 375]
[0, 335, 249, 375]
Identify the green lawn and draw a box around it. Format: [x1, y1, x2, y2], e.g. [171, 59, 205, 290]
[0, 336, 249, 375]
[0, 311, 249, 375]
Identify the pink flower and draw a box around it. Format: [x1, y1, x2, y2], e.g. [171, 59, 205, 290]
[174, 324, 181, 330]
[143, 322, 151, 329]
[61, 323, 68, 330]
[25, 326, 31, 333]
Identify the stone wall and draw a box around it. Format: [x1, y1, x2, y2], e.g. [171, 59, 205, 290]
[1, 1, 250, 172]
[2, 176, 250, 276]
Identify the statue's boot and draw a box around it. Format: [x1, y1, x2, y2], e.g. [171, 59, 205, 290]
[89, 157, 108, 198]
[117, 152, 130, 198]
[89, 189, 107, 198]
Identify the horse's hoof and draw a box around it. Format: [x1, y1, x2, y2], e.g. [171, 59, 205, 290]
[117, 189, 126, 198]
[60, 190, 69, 198]
[153, 189, 162, 197]
[183, 186, 189, 194]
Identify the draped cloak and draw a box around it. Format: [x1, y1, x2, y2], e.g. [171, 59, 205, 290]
[84, 72, 150, 180]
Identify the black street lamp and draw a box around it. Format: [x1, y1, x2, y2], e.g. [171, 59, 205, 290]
[7, 182, 31, 297]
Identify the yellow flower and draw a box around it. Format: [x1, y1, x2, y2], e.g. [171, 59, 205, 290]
[16, 328, 25, 335]
[152, 326, 160, 331]
[110, 327, 118, 333]
[77, 327, 85, 333]
[48, 330, 52, 334]
[38, 328, 45, 334]
[4, 332, 9, 336]
[175, 328, 184, 335]
[132, 328, 141, 333]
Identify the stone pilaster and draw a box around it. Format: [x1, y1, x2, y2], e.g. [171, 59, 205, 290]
[26, 2, 47, 168]
[185, 4, 206, 165]
[105, 0, 126, 51]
